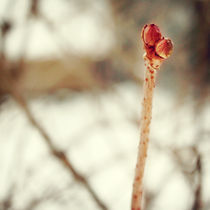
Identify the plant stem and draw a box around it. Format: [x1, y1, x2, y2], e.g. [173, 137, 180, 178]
[131, 57, 157, 210]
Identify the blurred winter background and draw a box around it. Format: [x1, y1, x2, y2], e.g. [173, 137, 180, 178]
[0, 0, 209, 210]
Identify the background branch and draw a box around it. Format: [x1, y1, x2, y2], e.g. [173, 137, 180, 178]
[11, 91, 108, 210]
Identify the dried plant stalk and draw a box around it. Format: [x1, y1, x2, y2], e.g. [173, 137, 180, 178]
[131, 24, 173, 210]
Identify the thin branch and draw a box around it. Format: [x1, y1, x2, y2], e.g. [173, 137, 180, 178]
[192, 153, 203, 210]
[11, 91, 108, 210]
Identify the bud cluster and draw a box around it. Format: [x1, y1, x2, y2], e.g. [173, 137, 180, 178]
[141, 24, 173, 69]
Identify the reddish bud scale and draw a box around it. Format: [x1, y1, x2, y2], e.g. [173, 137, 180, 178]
[142, 24, 162, 46]
[141, 24, 173, 69]
[155, 38, 173, 59]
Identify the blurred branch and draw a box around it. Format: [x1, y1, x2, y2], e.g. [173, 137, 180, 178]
[154, 140, 204, 210]
[191, 152, 203, 210]
[0, 184, 15, 210]
[22, 183, 75, 210]
[11, 91, 108, 210]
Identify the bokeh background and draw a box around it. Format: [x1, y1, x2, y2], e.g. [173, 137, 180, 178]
[0, 0, 209, 210]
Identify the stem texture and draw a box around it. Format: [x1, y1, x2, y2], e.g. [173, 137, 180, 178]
[131, 58, 157, 210]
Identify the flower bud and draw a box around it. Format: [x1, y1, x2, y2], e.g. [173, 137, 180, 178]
[155, 38, 173, 59]
[142, 24, 162, 46]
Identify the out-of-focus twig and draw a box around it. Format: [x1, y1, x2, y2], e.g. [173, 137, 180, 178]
[11, 91, 108, 210]
[192, 152, 203, 210]
[0, 184, 15, 210]
[22, 183, 75, 210]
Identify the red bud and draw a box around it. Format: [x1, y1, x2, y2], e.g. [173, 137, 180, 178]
[142, 24, 162, 46]
[155, 38, 173, 59]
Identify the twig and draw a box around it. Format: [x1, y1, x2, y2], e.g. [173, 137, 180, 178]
[0, 184, 15, 210]
[12, 91, 108, 210]
[131, 24, 173, 210]
[192, 152, 203, 210]
[131, 59, 157, 209]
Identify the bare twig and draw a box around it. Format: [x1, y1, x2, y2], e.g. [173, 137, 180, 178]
[192, 152, 203, 210]
[11, 91, 108, 210]
[131, 60, 157, 210]
[0, 184, 15, 210]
